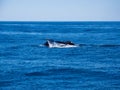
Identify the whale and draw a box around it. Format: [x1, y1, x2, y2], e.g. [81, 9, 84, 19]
[44, 39, 78, 48]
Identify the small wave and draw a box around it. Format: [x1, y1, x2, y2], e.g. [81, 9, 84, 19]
[98, 44, 120, 47]
[78, 44, 120, 48]
[25, 67, 119, 80]
[25, 67, 106, 77]
[25, 72, 49, 76]
[8, 46, 23, 50]
[39, 43, 120, 48]
[25, 68, 87, 77]
[0, 31, 87, 36]
[0, 52, 15, 57]
[0, 31, 43, 35]
[4, 43, 120, 50]
[7, 44, 41, 49]
[0, 80, 12, 87]
[0, 24, 22, 26]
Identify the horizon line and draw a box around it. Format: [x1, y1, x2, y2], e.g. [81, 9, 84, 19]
[0, 20, 120, 22]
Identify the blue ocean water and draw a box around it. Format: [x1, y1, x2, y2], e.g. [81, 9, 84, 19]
[0, 21, 120, 90]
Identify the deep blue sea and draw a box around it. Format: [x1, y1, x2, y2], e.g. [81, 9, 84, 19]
[0, 22, 120, 90]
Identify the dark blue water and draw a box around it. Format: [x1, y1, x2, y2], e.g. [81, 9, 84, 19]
[0, 22, 120, 90]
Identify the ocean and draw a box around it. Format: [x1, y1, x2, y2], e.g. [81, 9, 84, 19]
[0, 21, 120, 90]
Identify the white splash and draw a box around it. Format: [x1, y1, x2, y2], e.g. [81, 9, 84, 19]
[47, 40, 79, 48]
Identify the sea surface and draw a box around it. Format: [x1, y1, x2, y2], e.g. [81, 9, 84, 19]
[0, 21, 120, 90]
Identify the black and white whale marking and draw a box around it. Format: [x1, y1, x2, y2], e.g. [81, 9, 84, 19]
[44, 39, 78, 48]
